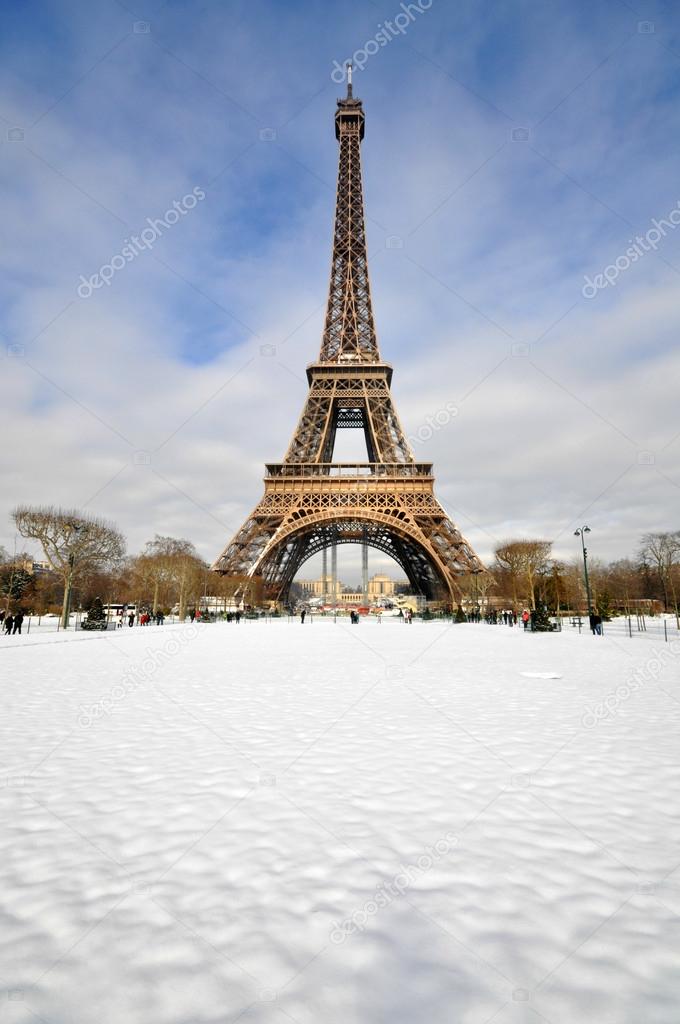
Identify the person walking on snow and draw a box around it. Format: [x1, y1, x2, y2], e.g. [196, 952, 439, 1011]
[300, 609, 306, 624]
[12, 611, 24, 634]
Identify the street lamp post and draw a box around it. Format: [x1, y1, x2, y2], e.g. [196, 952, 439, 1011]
[574, 526, 593, 618]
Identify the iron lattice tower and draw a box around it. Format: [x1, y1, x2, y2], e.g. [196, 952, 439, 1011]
[213, 73, 485, 604]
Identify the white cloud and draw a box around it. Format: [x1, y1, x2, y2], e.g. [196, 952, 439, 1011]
[2, 0, 679, 580]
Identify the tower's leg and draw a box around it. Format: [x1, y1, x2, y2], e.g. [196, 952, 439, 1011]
[362, 528, 369, 604]
[331, 530, 338, 608]
[322, 546, 328, 605]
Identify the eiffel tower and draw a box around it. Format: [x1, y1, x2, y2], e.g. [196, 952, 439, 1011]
[212, 69, 485, 605]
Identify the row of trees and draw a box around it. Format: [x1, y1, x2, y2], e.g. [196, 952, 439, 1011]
[458, 532, 680, 616]
[2, 506, 247, 625]
[3, 506, 680, 620]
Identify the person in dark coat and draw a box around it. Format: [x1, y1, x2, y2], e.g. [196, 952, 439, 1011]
[4, 614, 14, 635]
[300, 609, 306, 624]
[589, 613, 602, 635]
[12, 612, 24, 634]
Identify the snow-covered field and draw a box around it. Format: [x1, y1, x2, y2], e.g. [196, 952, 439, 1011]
[1, 620, 680, 1023]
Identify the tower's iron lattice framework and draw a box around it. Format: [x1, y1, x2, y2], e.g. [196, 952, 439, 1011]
[213, 74, 485, 604]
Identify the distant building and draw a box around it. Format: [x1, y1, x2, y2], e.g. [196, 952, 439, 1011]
[297, 575, 346, 597]
[15, 558, 51, 576]
[368, 573, 398, 597]
[296, 572, 410, 603]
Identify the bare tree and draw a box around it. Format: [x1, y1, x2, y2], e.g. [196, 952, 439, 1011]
[130, 536, 206, 619]
[12, 506, 125, 628]
[131, 536, 181, 614]
[601, 559, 643, 612]
[639, 531, 680, 612]
[456, 571, 493, 614]
[494, 540, 552, 610]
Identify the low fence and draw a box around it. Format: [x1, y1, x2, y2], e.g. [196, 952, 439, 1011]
[2, 610, 679, 643]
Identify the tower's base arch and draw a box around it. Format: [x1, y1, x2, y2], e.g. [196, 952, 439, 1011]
[213, 472, 486, 607]
[257, 517, 449, 604]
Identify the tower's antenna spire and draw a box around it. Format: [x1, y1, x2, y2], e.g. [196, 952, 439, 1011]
[346, 61, 353, 99]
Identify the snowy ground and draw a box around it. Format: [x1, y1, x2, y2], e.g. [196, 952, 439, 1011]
[1, 620, 680, 1024]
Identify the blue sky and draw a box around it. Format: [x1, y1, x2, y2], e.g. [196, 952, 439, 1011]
[2, 0, 680, 581]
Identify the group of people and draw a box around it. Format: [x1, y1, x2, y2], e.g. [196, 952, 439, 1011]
[484, 609, 518, 626]
[117, 610, 165, 628]
[1, 610, 24, 635]
[299, 608, 395, 624]
[116, 608, 244, 626]
[189, 608, 227, 623]
[483, 609, 543, 629]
